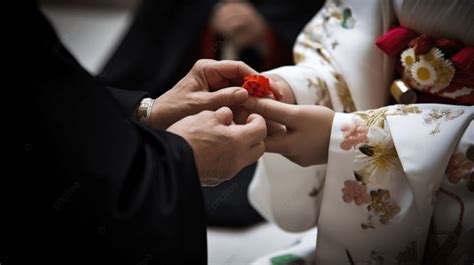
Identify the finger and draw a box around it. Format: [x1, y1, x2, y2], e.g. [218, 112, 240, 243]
[205, 60, 258, 90]
[232, 113, 267, 146]
[214, 107, 233, 126]
[206, 87, 249, 110]
[241, 141, 265, 167]
[242, 97, 298, 128]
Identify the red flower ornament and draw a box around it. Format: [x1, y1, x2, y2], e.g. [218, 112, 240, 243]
[242, 75, 274, 97]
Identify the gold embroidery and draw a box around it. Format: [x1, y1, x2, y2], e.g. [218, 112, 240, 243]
[307, 77, 331, 106]
[323, 1, 356, 29]
[293, 51, 305, 64]
[392, 105, 423, 115]
[333, 72, 356, 113]
[299, 38, 322, 50]
[368, 189, 401, 225]
[316, 47, 332, 64]
[423, 108, 465, 136]
[298, 14, 357, 112]
[355, 108, 388, 128]
[361, 214, 375, 229]
[354, 105, 423, 129]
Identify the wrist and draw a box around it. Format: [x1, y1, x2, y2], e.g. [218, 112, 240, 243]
[150, 98, 172, 130]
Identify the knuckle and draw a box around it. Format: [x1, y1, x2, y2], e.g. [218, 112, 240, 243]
[196, 93, 210, 108]
[193, 60, 204, 70]
[214, 91, 229, 107]
[220, 129, 236, 143]
[193, 59, 213, 70]
[236, 60, 246, 67]
[188, 93, 204, 106]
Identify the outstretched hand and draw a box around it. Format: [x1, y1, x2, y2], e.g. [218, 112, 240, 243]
[243, 97, 335, 166]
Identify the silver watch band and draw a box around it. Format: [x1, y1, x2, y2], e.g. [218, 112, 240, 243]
[134, 98, 155, 127]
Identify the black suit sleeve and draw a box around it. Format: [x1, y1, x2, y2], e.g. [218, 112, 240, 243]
[15, 3, 207, 264]
[106, 86, 147, 117]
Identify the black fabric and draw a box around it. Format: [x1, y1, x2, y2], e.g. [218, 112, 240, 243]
[9, 2, 207, 264]
[99, 0, 217, 97]
[203, 163, 262, 227]
[100, 0, 324, 227]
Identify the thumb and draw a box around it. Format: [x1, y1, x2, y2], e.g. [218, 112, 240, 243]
[207, 87, 248, 109]
[214, 107, 234, 126]
[242, 97, 298, 128]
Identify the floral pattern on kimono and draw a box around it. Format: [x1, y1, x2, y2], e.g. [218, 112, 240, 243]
[249, 0, 474, 264]
[338, 106, 423, 230]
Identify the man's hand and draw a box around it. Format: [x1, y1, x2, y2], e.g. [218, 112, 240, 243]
[243, 97, 335, 166]
[150, 59, 258, 130]
[167, 107, 267, 186]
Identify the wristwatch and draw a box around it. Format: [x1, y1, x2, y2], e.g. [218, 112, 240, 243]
[133, 98, 155, 127]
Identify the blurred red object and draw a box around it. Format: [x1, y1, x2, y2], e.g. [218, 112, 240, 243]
[242, 75, 273, 97]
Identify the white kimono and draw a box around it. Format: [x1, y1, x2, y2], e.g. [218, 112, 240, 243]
[249, 0, 474, 264]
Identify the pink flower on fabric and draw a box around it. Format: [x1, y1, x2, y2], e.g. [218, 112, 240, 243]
[340, 119, 369, 150]
[342, 180, 372, 205]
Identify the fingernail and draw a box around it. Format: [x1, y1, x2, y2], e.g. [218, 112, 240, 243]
[234, 89, 248, 102]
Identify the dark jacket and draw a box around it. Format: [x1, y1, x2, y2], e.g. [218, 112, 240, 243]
[10, 2, 206, 264]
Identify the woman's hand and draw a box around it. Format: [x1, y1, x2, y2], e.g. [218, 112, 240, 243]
[265, 74, 296, 104]
[243, 97, 335, 166]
